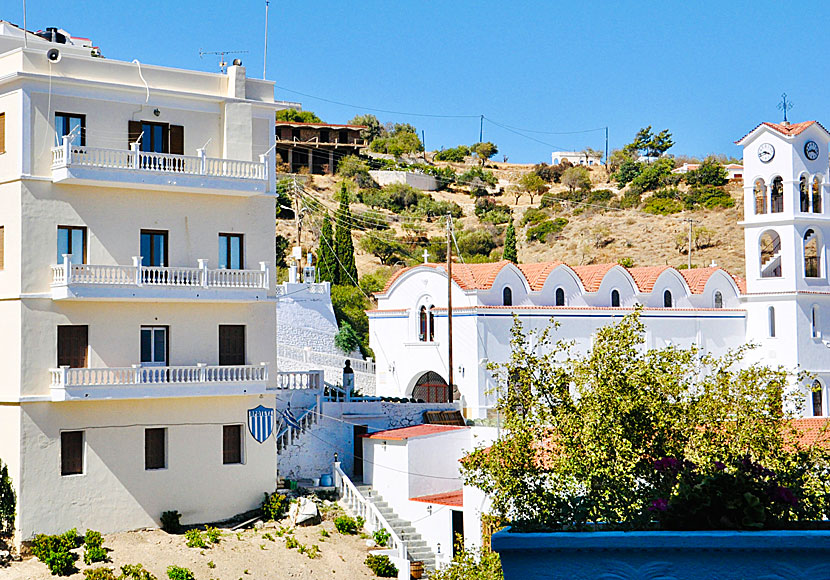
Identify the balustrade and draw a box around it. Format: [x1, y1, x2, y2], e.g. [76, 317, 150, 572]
[50, 363, 268, 389]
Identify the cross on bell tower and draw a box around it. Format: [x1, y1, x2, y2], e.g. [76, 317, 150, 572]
[778, 93, 794, 125]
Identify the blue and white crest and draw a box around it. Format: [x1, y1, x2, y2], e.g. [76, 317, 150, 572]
[248, 405, 275, 443]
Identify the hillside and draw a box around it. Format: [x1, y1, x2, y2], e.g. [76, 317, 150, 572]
[278, 156, 747, 287]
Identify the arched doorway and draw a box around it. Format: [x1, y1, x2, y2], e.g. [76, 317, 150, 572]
[412, 371, 450, 403]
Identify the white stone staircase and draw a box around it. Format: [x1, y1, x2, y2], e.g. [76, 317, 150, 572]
[275, 400, 321, 455]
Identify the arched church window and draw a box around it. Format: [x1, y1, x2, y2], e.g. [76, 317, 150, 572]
[770, 176, 784, 213]
[768, 306, 776, 337]
[759, 230, 782, 278]
[555, 287, 565, 306]
[804, 229, 820, 278]
[428, 305, 435, 342]
[663, 290, 673, 308]
[754, 178, 767, 215]
[813, 176, 823, 213]
[418, 306, 427, 342]
[714, 291, 723, 309]
[503, 286, 513, 306]
[800, 175, 810, 212]
[812, 305, 820, 339]
[812, 380, 823, 417]
[611, 289, 620, 307]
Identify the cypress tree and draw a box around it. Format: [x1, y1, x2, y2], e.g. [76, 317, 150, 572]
[334, 187, 358, 286]
[317, 217, 338, 284]
[503, 219, 518, 263]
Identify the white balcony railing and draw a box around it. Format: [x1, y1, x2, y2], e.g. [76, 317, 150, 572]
[51, 363, 269, 388]
[51, 139, 268, 181]
[51, 256, 269, 291]
[270, 370, 324, 390]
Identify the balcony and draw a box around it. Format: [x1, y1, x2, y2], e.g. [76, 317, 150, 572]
[49, 363, 269, 401]
[50, 257, 270, 302]
[50, 140, 271, 196]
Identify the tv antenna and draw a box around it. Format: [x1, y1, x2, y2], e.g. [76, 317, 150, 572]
[777, 93, 794, 124]
[199, 49, 249, 73]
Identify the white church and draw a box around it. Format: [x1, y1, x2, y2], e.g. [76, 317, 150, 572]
[369, 120, 830, 420]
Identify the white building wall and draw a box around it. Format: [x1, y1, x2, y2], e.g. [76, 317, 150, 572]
[369, 170, 439, 191]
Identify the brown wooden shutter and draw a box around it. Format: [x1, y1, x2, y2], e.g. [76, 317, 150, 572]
[218, 325, 245, 365]
[57, 325, 88, 368]
[145, 428, 166, 470]
[0, 113, 5, 153]
[169, 125, 184, 155]
[0, 226, 4, 269]
[61, 431, 84, 475]
[223, 425, 242, 464]
[128, 120, 142, 147]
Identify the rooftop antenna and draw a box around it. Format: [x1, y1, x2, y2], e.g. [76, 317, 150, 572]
[199, 49, 249, 73]
[263, 1, 269, 79]
[22, 0, 28, 47]
[777, 93, 793, 125]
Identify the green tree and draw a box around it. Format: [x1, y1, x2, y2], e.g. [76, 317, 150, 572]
[581, 147, 603, 165]
[684, 156, 729, 187]
[276, 109, 322, 123]
[434, 145, 471, 162]
[623, 126, 674, 159]
[334, 189, 358, 286]
[359, 234, 408, 266]
[629, 157, 676, 192]
[472, 142, 499, 166]
[334, 321, 362, 354]
[317, 217, 338, 284]
[519, 173, 548, 205]
[503, 221, 517, 263]
[348, 114, 384, 142]
[330, 285, 372, 356]
[369, 123, 423, 156]
[562, 166, 591, 193]
[0, 458, 15, 538]
[428, 546, 503, 580]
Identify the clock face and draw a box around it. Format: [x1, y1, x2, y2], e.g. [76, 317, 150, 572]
[805, 140, 820, 161]
[758, 143, 775, 163]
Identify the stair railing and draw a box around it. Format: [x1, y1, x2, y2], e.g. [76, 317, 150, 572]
[333, 461, 407, 560]
[275, 395, 321, 453]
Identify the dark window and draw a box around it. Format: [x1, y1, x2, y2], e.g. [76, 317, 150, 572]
[412, 371, 450, 403]
[714, 291, 723, 309]
[141, 326, 168, 365]
[140, 230, 168, 267]
[769, 306, 776, 337]
[804, 229, 820, 278]
[219, 234, 244, 269]
[61, 431, 84, 476]
[57, 226, 86, 265]
[801, 176, 810, 212]
[813, 177, 823, 214]
[771, 176, 784, 213]
[663, 290, 673, 308]
[223, 425, 242, 464]
[145, 428, 166, 470]
[339, 130, 349, 144]
[292, 128, 301, 140]
[128, 121, 184, 156]
[57, 325, 88, 368]
[611, 289, 620, 307]
[419, 306, 428, 342]
[140, 122, 168, 153]
[555, 287, 565, 306]
[428, 306, 435, 342]
[219, 325, 245, 365]
[353, 425, 368, 480]
[812, 381, 823, 417]
[502, 287, 512, 306]
[319, 130, 330, 143]
[55, 113, 86, 146]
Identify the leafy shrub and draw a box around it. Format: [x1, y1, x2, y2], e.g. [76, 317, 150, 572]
[428, 546, 503, 580]
[434, 145, 470, 162]
[458, 166, 497, 188]
[643, 196, 683, 215]
[83, 529, 108, 565]
[522, 207, 548, 226]
[534, 161, 572, 183]
[365, 554, 398, 577]
[587, 189, 613, 204]
[354, 209, 390, 231]
[561, 166, 592, 193]
[184, 529, 207, 549]
[83, 568, 118, 580]
[683, 185, 735, 210]
[32, 529, 80, 576]
[285, 535, 300, 549]
[613, 159, 643, 187]
[120, 563, 158, 580]
[684, 157, 728, 187]
[619, 189, 642, 209]
[204, 526, 221, 544]
[337, 155, 371, 178]
[261, 492, 289, 521]
[538, 193, 561, 211]
[0, 459, 15, 538]
[618, 257, 636, 268]
[333, 515, 360, 535]
[166, 566, 195, 580]
[456, 229, 498, 258]
[474, 197, 511, 225]
[372, 528, 391, 547]
[335, 321, 363, 354]
[160, 511, 181, 534]
[416, 196, 463, 219]
[629, 158, 678, 192]
[526, 218, 569, 243]
[319, 528, 330, 538]
[276, 109, 321, 123]
[306, 544, 321, 559]
[369, 125, 423, 156]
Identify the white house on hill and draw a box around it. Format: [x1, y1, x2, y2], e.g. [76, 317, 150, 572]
[369, 119, 830, 422]
[551, 150, 602, 166]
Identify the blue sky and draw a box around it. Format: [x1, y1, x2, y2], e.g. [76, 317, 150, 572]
[12, 1, 830, 163]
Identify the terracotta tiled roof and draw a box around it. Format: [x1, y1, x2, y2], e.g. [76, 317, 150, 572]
[792, 418, 830, 448]
[362, 424, 467, 440]
[570, 263, 617, 292]
[377, 261, 514, 295]
[517, 261, 564, 291]
[679, 267, 720, 294]
[627, 266, 671, 293]
[410, 490, 464, 507]
[735, 120, 830, 144]
[731, 275, 747, 294]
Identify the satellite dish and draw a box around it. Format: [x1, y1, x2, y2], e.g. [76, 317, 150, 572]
[46, 48, 61, 63]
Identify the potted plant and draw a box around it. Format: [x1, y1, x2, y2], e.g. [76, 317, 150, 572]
[462, 312, 830, 580]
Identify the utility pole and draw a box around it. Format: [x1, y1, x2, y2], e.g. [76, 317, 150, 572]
[446, 214, 454, 404]
[605, 126, 609, 171]
[422, 130, 426, 161]
[479, 115, 484, 143]
[683, 218, 697, 270]
[293, 175, 301, 248]
[263, 0, 269, 79]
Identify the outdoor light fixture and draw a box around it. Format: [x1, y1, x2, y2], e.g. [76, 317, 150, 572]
[153, 108, 161, 117]
[437, 543, 441, 554]
[427, 505, 433, 515]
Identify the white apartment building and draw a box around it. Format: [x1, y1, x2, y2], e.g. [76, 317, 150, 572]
[371, 119, 830, 421]
[0, 21, 287, 541]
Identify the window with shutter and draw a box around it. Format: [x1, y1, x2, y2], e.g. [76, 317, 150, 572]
[0, 113, 5, 153]
[61, 431, 84, 476]
[57, 325, 88, 368]
[223, 425, 242, 464]
[145, 428, 166, 470]
[218, 325, 245, 365]
[128, 120, 142, 148]
[169, 125, 184, 155]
